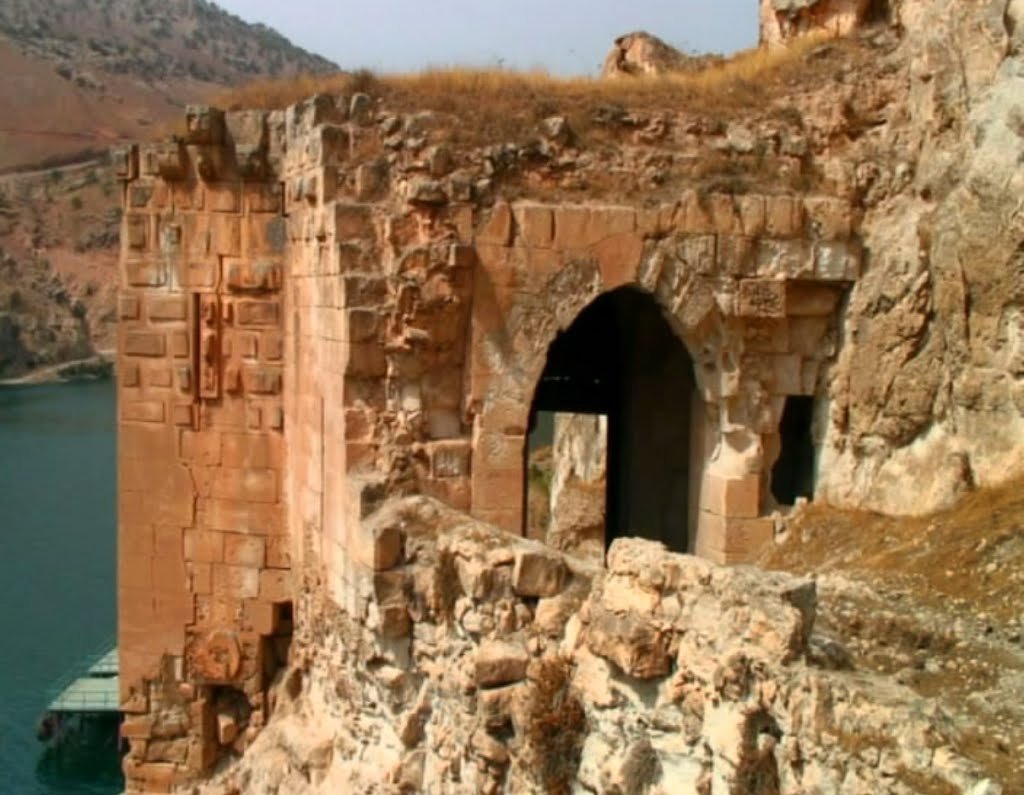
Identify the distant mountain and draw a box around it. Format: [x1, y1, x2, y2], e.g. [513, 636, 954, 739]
[0, 0, 335, 84]
[0, 0, 338, 171]
[0, 0, 338, 379]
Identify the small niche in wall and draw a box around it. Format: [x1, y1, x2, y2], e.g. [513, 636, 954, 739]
[866, 0, 891, 24]
[262, 601, 293, 684]
[771, 396, 816, 506]
[208, 684, 252, 753]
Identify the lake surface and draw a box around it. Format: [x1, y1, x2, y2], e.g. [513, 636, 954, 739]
[0, 381, 122, 794]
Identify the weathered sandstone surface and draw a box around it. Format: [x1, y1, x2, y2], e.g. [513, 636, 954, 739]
[114, 0, 1024, 792]
[760, 0, 875, 47]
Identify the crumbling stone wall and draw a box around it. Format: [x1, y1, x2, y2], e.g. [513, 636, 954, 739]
[116, 0, 1024, 790]
[467, 197, 855, 560]
[116, 97, 857, 789]
[116, 107, 292, 792]
[269, 92, 860, 577]
[196, 498, 994, 795]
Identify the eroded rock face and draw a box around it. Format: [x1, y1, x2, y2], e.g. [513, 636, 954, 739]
[600, 31, 723, 78]
[198, 498, 994, 795]
[760, 0, 874, 46]
[545, 413, 607, 563]
[751, 0, 1024, 515]
[817, 0, 1024, 514]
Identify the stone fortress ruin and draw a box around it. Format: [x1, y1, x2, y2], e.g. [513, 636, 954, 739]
[115, 0, 1024, 792]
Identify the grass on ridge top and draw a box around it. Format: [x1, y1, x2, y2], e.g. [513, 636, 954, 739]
[209, 32, 852, 135]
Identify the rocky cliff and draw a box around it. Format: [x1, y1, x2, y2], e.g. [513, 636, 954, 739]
[0, 0, 336, 172]
[0, 161, 119, 380]
[816, 0, 1024, 513]
[0, 248, 94, 380]
[700, 0, 1024, 516]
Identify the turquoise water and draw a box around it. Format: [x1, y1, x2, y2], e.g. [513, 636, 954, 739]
[0, 381, 123, 794]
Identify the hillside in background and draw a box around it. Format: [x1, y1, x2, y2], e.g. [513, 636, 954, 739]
[0, 0, 338, 380]
[0, 0, 336, 172]
[762, 482, 1024, 786]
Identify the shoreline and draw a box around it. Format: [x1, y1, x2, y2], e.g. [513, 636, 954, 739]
[0, 353, 115, 387]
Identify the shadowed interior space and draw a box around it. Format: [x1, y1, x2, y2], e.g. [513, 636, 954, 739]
[771, 395, 816, 506]
[526, 287, 697, 553]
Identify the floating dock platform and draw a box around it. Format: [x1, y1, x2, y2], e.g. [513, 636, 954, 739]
[37, 644, 121, 748]
[46, 646, 119, 714]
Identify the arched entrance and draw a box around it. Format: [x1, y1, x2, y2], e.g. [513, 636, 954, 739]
[525, 287, 697, 554]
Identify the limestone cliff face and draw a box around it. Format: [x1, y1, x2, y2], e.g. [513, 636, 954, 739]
[592, 0, 1024, 516]
[817, 0, 1024, 513]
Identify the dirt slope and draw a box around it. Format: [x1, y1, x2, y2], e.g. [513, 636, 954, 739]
[762, 483, 1024, 789]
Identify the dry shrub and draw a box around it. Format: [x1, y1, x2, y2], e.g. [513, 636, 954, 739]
[207, 32, 848, 146]
[619, 738, 662, 795]
[526, 656, 587, 795]
[894, 768, 962, 795]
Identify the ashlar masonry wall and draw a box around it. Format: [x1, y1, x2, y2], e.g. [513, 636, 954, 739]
[116, 107, 292, 793]
[465, 197, 856, 562]
[117, 100, 860, 791]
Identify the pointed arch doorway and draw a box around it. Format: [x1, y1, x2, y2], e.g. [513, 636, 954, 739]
[525, 287, 699, 555]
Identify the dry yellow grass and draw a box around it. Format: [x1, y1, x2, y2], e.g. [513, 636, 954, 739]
[208, 31, 852, 145]
[763, 478, 1024, 789]
[762, 475, 1024, 622]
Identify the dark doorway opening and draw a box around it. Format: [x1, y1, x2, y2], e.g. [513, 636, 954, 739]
[771, 396, 816, 506]
[525, 288, 696, 553]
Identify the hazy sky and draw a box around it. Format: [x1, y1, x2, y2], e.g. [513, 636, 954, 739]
[213, 0, 759, 76]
